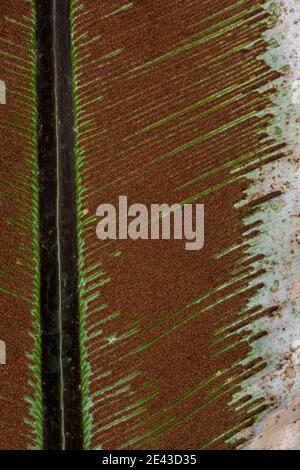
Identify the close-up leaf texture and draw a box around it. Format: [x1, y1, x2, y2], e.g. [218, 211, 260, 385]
[1, 0, 300, 450]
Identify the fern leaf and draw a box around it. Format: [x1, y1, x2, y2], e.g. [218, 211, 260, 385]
[0, 0, 42, 450]
[0, 0, 298, 451]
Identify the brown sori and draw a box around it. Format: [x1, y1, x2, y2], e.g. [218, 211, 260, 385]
[0, 0, 286, 450]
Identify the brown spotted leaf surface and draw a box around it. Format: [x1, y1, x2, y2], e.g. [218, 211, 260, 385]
[0, 0, 289, 450]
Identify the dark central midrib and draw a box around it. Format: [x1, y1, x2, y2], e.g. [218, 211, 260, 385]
[36, 0, 83, 450]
